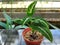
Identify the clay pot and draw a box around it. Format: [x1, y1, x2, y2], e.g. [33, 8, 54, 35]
[22, 28, 43, 45]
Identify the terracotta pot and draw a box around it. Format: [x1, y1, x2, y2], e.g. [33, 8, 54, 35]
[22, 28, 43, 45]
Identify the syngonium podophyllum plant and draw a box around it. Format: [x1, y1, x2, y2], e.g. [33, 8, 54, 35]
[14, 1, 53, 42]
[25, 1, 53, 42]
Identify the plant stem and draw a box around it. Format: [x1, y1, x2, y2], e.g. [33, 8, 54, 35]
[6, 21, 9, 30]
[27, 23, 35, 34]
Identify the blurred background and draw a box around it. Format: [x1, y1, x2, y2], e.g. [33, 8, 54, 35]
[0, 0, 60, 28]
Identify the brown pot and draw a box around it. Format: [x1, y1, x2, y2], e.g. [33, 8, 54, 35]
[22, 28, 43, 45]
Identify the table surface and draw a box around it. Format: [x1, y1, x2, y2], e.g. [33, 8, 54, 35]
[0, 29, 60, 45]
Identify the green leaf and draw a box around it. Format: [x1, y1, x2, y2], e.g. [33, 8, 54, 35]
[15, 25, 28, 29]
[38, 26, 53, 42]
[33, 19, 49, 29]
[23, 17, 30, 25]
[39, 16, 49, 26]
[0, 22, 6, 29]
[13, 18, 23, 24]
[27, 1, 37, 16]
[36, 17, 58, 36]
[3, 11, 12, 25]
[30, 25, 53, 42]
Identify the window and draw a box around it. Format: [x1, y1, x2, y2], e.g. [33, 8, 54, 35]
[0, 0, 60, 8]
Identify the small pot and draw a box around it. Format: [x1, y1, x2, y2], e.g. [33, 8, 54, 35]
[22, 28, 43, 45]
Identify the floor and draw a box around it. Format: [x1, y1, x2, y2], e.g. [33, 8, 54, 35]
[0, 29, 60, 45]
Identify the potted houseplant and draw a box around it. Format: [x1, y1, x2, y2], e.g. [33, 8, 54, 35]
[0, 11, 25, 37]
[21, 1, 53, 45]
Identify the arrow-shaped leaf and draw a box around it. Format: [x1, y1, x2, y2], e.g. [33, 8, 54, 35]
[27, 1, 37, 16]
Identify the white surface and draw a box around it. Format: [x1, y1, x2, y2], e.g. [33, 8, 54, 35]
[0, 29, 60, 45]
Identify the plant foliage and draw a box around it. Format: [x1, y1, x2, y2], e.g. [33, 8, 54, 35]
[23, 1, 53, 42]
[27, 1, 37, 16]
[0, 11, 13, 29]
[0, 11, 26, 30]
